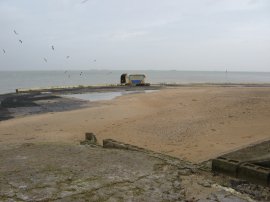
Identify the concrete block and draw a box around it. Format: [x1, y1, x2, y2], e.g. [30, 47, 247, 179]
[103, 139, 129, 150]
[80, 132, 98, 146]
[212, 157, 240, 177]
[85, 132, 97, 144]
[238, 163, 270, 186]
[102, 139, 146, 152]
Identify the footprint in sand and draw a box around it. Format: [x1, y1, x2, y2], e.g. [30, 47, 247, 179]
[2, 133, 13, 136]
[243, 135, 252, 139]
[24, 137, 35, 140]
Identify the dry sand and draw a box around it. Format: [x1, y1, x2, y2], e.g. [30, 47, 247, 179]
[1, 86, 270, 163]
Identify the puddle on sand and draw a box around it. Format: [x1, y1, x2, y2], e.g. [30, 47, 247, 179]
[62, 90, 158, 102]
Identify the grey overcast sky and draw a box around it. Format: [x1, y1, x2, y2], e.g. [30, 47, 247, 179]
[0, 0, 269, 71]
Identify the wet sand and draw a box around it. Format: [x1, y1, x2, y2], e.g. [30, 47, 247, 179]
[1, 85, 270, 163]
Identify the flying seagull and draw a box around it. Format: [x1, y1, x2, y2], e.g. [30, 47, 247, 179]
[66, 56, 70, 59]
[14, 30, 18, 35]
[44, 58, 48, 63]
[81, 0, 89, 4]
[51, 45, 54, 50]
[19, 39, 23, 44]
[2, 49, 5, 54]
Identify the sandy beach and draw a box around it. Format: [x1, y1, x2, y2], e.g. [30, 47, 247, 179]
[1, 85, 270, 163]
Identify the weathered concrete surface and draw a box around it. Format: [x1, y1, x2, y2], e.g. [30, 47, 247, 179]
[228, 179, 270, 201]
[0, 143, 255, 202]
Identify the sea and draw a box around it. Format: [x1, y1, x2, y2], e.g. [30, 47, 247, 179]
[0, 70, 270, 95]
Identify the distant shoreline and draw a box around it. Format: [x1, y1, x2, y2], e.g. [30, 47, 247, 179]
[1, 70, 270, 95]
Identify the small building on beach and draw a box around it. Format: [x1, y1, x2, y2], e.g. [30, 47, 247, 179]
[120, 74, 146, 86]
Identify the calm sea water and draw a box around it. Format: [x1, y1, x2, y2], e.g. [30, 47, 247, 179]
[0, 70, 270, 95]
[63, 90, 158, 102]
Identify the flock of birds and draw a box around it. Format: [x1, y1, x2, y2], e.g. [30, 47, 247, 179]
[2, 0, 90, 55]
[1, 0, 101, 78]
[2, 29, 24, 55]
[2, 28, 98, 78]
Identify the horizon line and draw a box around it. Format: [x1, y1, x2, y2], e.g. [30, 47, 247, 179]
[0, 69, 270, 73]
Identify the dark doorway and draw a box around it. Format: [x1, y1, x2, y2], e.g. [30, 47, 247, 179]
[120, 74, 127, 84]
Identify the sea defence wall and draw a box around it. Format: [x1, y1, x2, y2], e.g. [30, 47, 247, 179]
[15, 83, 270, 94]
[15, 84, 121, 93]
[15, 84, 162, 94]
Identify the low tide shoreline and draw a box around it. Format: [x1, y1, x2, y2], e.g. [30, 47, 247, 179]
[1, 83, 270, 122]
[0, 85, 161, 121]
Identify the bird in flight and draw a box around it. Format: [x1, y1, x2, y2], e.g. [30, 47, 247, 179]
[66, 56, 70, 59]
[14, 30, 18, 35]
[2, 49, 6, 54]
[51, 45, 54, 50]
[19, 39, 23, 44]
[93, 59, 96, 62]
[44, 58, 48, 63]
[81, 0, 89, 4]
